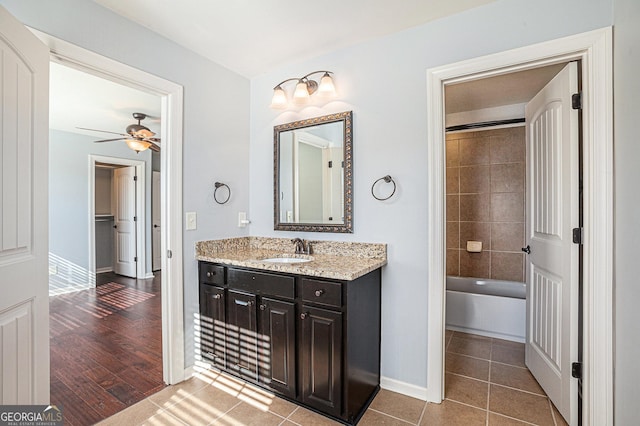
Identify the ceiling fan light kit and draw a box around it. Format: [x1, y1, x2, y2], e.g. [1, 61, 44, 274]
[78, 112, 161, 153]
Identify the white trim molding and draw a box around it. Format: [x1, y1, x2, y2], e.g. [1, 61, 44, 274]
[32, 29, 186, 386]
[88, 155, 147, 280]
[381, 376, 428, 401]
[425, 27, 613, 425]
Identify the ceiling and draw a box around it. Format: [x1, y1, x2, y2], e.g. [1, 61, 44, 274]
[93, 0, 498, 78]
[445, 64, 566, 114]
[49, 62, 161, 140]
[50, 1, 561, 138]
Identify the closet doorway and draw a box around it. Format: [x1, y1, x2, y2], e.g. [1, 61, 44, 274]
[93, 160, 146, 279]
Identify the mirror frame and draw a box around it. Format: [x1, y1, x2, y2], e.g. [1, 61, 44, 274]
[274, 110, 353, 233]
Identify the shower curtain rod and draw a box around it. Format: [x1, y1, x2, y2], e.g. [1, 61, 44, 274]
[446, 117, 524, 132]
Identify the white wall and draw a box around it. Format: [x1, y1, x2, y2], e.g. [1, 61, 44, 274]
[250, 0, 613, 393]
[0, 0, 251, 367]
[613, 0, 640, 422]
[49, 130, 152, 291]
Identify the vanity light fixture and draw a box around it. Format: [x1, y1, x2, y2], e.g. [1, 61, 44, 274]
[270, 70, 337, 109]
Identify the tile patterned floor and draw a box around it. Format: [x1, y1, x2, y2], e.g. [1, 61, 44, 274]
[97, 330, 569, 426]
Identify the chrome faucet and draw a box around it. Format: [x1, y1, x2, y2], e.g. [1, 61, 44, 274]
[292, 238, 312, 255]
[292, 238, 305, 254]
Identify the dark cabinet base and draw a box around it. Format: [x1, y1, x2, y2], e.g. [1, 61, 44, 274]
[198, 262, 382, 425]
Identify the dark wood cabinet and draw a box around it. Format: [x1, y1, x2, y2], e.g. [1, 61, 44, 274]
[226, 290, 259, 381]
[300, 305, 343, 417]
[198, 283, 226, 369]
[198, 261, 381, 425]
[259, 297, 296, 398]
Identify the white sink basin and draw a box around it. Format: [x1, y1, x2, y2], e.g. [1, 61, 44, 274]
[261, 257, 311, 264]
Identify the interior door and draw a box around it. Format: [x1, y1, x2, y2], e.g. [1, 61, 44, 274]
[152, 170, 161, 271]
[524, 62, 579, 424]
[0, 6, 50, 404]
[113, 166, 137, 278]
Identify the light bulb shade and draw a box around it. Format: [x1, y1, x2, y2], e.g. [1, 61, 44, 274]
[125, 139, 152, 153]
[293, 80, 311, 104]
[270, 86, 288, 109]
[317, 73, 337, 97]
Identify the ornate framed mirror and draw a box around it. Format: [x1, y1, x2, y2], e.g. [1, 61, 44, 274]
[274, 111, 353, 233]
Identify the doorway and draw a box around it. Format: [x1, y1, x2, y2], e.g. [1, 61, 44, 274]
[33, 28, 186, 387]
[442, 61, 578, 423]
[425, 28, 613, 425]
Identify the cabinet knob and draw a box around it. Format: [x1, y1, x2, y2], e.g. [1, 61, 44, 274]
[259, 304, 266, 311]
[213, 294, 221, 299]
[300, 312, 308, 320]
[206, 271, 212, 277]
[314, 289, 324, 297]
[247, 300, 255, 307]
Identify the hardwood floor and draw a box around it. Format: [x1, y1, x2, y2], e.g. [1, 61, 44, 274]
[49, 272, 165, 426]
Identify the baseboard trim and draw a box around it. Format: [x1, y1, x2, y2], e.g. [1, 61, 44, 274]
[144, 272, 155, 279]
[96, 267, 113, 274]
[380, 376, 428, 401]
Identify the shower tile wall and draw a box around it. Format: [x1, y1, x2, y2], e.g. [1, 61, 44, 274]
[446, 127, 525, 282]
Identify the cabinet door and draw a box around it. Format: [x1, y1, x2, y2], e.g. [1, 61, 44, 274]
[226, 290, 259, 380]
[300, 305, 343, 417]
[259, 298, 296, 398]
[199, 284, 226, 369]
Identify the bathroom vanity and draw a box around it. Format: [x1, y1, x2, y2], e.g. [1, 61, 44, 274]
[196, 237, 386, 425]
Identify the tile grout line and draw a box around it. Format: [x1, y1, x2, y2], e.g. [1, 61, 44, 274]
[486, 344, 493, 426]
[367, 407, 418, 425]
[415, 400, 429, 426]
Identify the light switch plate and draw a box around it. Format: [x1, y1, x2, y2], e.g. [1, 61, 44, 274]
[186, 211, 197, 230]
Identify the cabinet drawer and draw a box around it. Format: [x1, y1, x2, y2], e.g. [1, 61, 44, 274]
[200, 263, 225, 285]
[227, 268, 295, 300]
[301, 278, 342, 308]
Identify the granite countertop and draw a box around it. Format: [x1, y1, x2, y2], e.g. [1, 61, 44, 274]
[195, 237, 387, 281]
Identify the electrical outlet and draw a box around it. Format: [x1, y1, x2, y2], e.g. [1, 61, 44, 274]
[186, 212, 197, 230]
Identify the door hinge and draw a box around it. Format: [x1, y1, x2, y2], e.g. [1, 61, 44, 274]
[571, 362, 582, 379]
[572, 227, 583, 244]
[167, 250, 173, 259]
[134, 256, 138, 262]
[328, 160, 333, 168]
[572, 92, 582, 110]
[133, 175, 138, 181]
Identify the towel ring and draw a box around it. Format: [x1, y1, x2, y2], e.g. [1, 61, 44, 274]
[214, 182, 231, 204]
[371, 175, 396, 201]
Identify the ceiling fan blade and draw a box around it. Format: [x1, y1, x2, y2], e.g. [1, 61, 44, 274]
[148, 143, 160, 152]
[93, 137, 126, 143]
[77, 127, 128, 137]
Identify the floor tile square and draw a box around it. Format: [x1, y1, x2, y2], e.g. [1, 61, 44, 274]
[490, 363, 544, 395]
[491, 344, 525, 368]
[489, 384, 554, 425]
[446, 352, 490, 381]
[445, 373, 489, 409]
[420, 399, 486, 426]
[369, 389, 426, 424]
[448, 336, 492, 359]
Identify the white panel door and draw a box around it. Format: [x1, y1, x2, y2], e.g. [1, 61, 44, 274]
[114, 166, 137, 278]
[152, 170, 161, 271]
[0, 6, 50, 404]
[524, 62, 579, 424]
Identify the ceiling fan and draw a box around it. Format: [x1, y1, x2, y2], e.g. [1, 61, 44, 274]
[77, 112, 161, 153]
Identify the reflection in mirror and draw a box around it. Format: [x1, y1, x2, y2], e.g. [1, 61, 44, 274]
[274, 111, 352, 233]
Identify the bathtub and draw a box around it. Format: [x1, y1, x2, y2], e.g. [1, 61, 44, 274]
[445, 276, 526, 343]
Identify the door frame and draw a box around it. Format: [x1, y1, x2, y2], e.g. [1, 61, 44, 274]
[89, 156, 146, 278]
[425, 27, 613, 425]
[33, 30, 186, 385]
